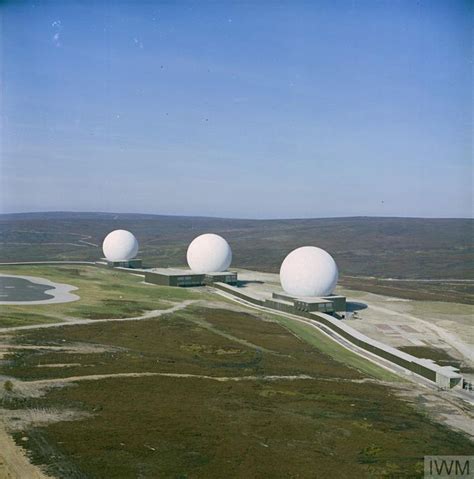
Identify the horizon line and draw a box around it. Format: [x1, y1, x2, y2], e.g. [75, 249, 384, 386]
[0, 210, 472, 222]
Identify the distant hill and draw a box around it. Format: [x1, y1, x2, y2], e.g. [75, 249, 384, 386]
[1, 212, 472, 281]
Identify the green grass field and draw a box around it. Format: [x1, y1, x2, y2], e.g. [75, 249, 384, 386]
[0, 265, 199, 327]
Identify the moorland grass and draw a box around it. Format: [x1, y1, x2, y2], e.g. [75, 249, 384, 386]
[1, 215, 472, 282]
[267, 313, 403, 382]
[1, 309, 364, 382]
[1, 306, 473, 478]
[340, 276, 474, 305]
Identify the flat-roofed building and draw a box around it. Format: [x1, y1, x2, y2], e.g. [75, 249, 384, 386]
[98, 258, 143, 269]
[203, 271, 238, 285]
[271, 292, 346, 314]
[144, 268, 237, 287]
[294, 297, 334, 313]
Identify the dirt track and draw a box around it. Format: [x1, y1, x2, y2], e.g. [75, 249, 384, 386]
[0, 300, 198, 334]
[0, 424, 51, 479]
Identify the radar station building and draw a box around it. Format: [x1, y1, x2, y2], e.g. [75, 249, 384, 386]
[271, 292, 346, 314]
[101, 258, 143, 269]
[144, 268, 237, 287]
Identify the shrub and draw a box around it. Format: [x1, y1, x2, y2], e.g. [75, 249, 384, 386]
[3, 380, 13, 392]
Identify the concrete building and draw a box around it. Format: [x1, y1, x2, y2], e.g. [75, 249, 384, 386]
[144, 268, 237, 287]
[101, 258, 143, 269]
[272, 291, 346, 314]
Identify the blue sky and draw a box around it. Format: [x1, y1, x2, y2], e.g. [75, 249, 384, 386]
[1, 0, 472, 218]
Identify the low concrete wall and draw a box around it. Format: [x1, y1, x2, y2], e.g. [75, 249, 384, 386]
[213, 282, 265, 306]
[310, 312, 439, 383]
[264, 299, 296, 314]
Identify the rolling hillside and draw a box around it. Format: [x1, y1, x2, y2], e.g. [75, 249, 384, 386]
[1, 212, 472, 280]
[1, 213, 473, 302]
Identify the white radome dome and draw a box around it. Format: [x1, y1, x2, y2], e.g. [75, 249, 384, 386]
[102, 230, 139, 262]
[280, 246, 338, 297]
[187, 233, 232, 273]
